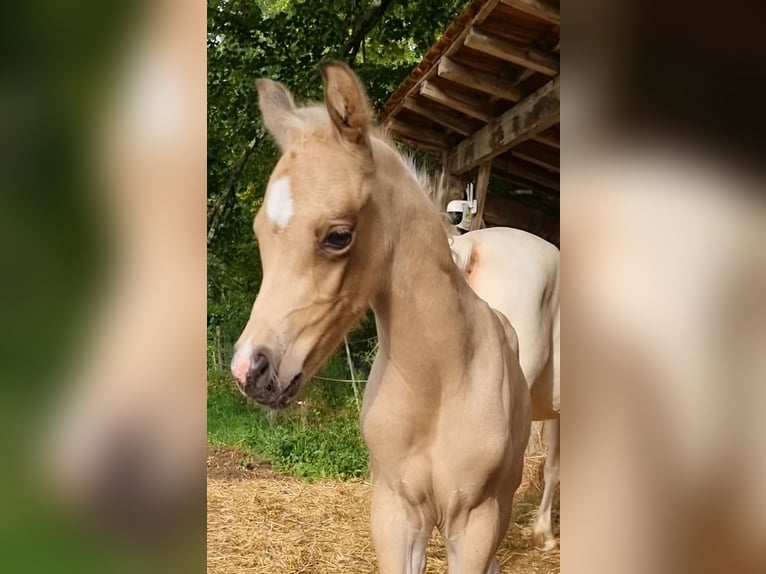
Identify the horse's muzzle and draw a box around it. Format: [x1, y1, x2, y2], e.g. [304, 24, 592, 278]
[233, 347, 302, 409]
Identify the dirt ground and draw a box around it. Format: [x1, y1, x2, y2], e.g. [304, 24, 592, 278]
[207, 445, 559, 573]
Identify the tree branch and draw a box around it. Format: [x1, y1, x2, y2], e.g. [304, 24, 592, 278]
[342, 0, 396, 63]
[207, 134, 260, 246]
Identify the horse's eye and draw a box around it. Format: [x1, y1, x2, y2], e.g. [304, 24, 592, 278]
[323, 229, 353, 251]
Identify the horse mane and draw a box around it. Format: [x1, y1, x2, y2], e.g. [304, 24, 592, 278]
[397, 151, 461, 238]
[398, 149, 434, 196]
[378, 138, 465, 238]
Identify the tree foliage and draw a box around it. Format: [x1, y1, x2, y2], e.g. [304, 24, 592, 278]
[207, 0, 467, 349]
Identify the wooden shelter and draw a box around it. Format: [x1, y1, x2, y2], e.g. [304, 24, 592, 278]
[380, 0, 560, 243]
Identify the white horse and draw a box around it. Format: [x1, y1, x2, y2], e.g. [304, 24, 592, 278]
[451, 226, 560, 550]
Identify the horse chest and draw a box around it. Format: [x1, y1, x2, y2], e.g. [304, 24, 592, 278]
[361, 383, 511, 505]
[360, 392, 427, 462]
[361, 349, 516, 518]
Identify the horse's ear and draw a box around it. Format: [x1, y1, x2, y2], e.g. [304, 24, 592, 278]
[256, 78, 300, 151]
[319, 61, 374, 172]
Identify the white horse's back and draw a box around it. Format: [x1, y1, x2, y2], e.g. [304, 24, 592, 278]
[451, 227, 560, 418]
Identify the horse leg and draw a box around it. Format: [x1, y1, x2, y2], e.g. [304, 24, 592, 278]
[444, 498, 505, 574]
[532, 417, 560, 550]
[370, 483, 432, 574]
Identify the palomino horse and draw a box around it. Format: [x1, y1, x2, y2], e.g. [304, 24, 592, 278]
[424, 177, 561, 550]
[231, 62, 531, 573]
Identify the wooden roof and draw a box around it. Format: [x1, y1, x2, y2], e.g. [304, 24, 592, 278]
[381, 0, 560, 200]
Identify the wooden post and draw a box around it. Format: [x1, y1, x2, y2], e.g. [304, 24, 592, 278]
[215, 325, 224, 372]
[471, 162, 491, 230]
[436, 150, 449, 208]
[344, 337, 360, 410]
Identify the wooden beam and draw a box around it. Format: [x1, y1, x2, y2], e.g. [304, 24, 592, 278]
[500, 0, 560, 25]
[471, 162, 492, 230]
[390, 133, 443, 155]
[511, 140, 560, 172]
[420, 81, 495, 123]
[492, 155, 559, 192]
[387, 118, 451, 148]
[512, 152, 558, 173]
[447, 76, 559, 174]
[464, 29, 559, 76]
[512, 151, 559, 173]
[401, 97, 476, 136]
[437, 57, 525, 102]
[484, 67, 534, 105]
[533, 129, 560, 149]
[514, 67, 536, 85]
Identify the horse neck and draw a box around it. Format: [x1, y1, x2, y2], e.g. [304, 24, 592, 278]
[368, 160, 477, 394]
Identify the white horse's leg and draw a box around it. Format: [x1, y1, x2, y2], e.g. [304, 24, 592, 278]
[532, 418, 560, 550]
[370, 483, 432, 574]
[444, 499, 505, 574]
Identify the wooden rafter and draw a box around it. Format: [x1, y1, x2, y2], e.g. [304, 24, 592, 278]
[447, 75, 560, 174]
[387, 118, 451, 148]
[464, 28, 559, 76]
[499, 0, 560, 26]
[400, 97, 476, 136]
[512, 151, 559, 173]
[391, 133, 443, 155]
[511, 140, 560, 172]
[492, 155, 559, 193]
[382, 0, 503, 122]
[533, 129, 560, 149]
[381, 0, 561, 215]
[420, 81, 494, 123]
[514, 67, 536, 86]
[437, 57, 525, 102]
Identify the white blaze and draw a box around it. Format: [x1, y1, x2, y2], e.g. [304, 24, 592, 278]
[266, 176, 293, 230]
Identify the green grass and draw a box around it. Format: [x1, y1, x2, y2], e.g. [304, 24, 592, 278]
[207, 349, 371, 481]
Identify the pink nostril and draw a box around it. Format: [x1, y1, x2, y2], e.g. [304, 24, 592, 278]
[231, 346, 271, 387]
